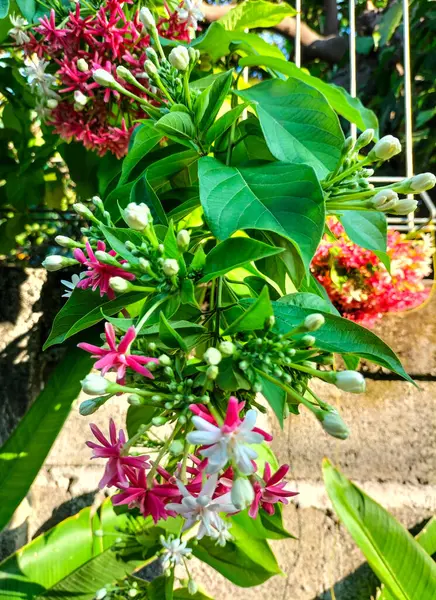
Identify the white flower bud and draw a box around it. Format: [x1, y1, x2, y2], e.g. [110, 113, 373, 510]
[319, 409, 350, 440]
[187, 579, 198, 595]
[77, 58, 89, 72]
[42, 255, 76, 271]
[109, 276, 131, 293]
[95, 589, 107, 600]
[355, 128, 374, 150]
[369, 135, 401, 161]
[81, 374, 110, 395]
[46, 98, 58, 109]
[144, 59, 158, 76]
[218, 341, 235, 356]
[231, 477, 254, 510]
[333, 371, 366, 394]
[206, 365, 219, 380]
[203, 347, 222, 365]
[304, 313, 325, 332]
[139, 7, 156, 31]
[55, 235, 76, 248]
[158, 354, 172, 366]
[177, 229, 190, 250]
[93, 68, 116, 87]
[162, 259, 180, 276]
[95, 250, 120, 266]
[122, 202, 151, 230]
[169, 439, 184, 455]
[169, 46, 190, 71]
[116, 65, 136, 83]
[372, 189, 399, 209]
[79, 396, 108, 416]
[73, 202, 94, 219]
[396, 172, 436, 194]
[392, 199, 418, 215]
[74, 90, 88, 107]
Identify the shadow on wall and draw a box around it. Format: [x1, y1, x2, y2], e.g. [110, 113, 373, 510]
[0, 268, 27, 325]
[315, 563, 379, 600]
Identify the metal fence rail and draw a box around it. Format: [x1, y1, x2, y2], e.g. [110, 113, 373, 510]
[294, 0, 435, 232]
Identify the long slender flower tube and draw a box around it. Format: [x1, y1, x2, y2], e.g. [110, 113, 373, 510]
[78, 322, 158, 384]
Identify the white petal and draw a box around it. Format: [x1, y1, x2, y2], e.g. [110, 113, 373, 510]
[200, 473, 218, 498]
[187, 430, 222, 445]
[239, 409, 257, 432]
[242, 431, 264, 445]
[191, 416, 220, 433]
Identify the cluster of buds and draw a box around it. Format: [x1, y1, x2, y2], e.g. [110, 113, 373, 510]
[12, 1, 196, 156]
[323, 130, 436, 215]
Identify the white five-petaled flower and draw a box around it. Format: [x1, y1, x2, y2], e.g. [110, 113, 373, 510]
[160, 535, 192, 571]
[208, 519, 233, 547]
[24, 56, 58, 100]
[61, 273, 82, 298]
[9, 14, 30, 45]
[166, 474, 237, 540]
[187, 397, 264, 474]
[176, 0, 204, 29]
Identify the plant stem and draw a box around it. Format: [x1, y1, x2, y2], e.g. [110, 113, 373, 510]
[136, 294, 170, 333]
[322, 157, 370, 189]
[147, 422, 183, 484]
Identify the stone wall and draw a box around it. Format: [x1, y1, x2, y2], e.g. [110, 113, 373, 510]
[1, 269, 435, 599]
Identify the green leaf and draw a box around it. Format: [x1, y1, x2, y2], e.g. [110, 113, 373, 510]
[378, 0, 403, 46]
[155, 112, 196, 146]
[43, 288, 142, 349]
[340, 211, 390, 270]
[192, 532, 281, 587]
[204, 102, 247, 146]
[279, 292, 339, 315]
[0, 0, 9, 21]
[198, 157, 325, 274]
[0, 345, 93, 534]
[272, 297, 412, 382]
[223, 286, 272, 335]
[126, 404, 156, 437]
[237, 78, 344, 178]
[100, 224, 143, 264]
[16, 0, 36, 22]
[323, 459, 436, 600]
[159, 312, 188, 351]
[239, 55, 379, 135]
[227, 116, 275, 165]
[0, 499, 150, 599]
[231, 508, 293, 541]
[194, 70, 233, 132]
[200, 237, 284, 283]
[258, 374, 286, 428]
[119, 121, 162, 185]
[219, 0, 296, 31]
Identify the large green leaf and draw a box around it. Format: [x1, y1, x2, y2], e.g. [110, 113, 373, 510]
[0, 499, 150, 599]
[0, 345, 93, 533]
[200, 237, 284, 283]
[271, 296, 412, 381]
[340, 211, 390, 270]
[43, 288, 142, 349]
[194, 70, 234, 133]
[155, 112, 196, 147]
[0, 0, 9, 18]
[237, 78, 344, 178]
[239, 55, 379, 135]
[219, 0, 296, 31]
[192, 530, 281, 587]
[192, 22, 286, 62]
[198, 157, 325, 274]
[323, 460, 436, 600]
[119, 121, 162, 185]
[223, 285, 273, 335]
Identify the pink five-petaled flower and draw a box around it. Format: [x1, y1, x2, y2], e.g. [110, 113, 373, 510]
[187, 397, 272, 475]
[249, 463, 298, 519]
[112, 466, 180, 523]
[86, 419, 150, 489]
[73, 240, 135, 299]
[78, 322, 158, 385]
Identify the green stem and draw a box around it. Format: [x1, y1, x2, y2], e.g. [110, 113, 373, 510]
[147, 422, 183, 484]
[322, 157, 370, 190]
[136, 295, 170, 333]
[183, 71, 192, 110]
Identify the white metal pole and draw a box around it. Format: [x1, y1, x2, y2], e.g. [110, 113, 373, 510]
[349, 0, 357, 140]
[295, 0, 302, 68]
[402, 0, 415, 230]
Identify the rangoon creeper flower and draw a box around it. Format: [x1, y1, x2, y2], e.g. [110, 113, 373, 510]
[73, 241, 135, 299]
[208, 519, 233, 547]
[61, 273, 83, 298]
[122, 202, 151, 230]
[163, 259, 180, 276]
[86, 419, 150, 488]
[24, 56, 58, 99]
[177, 0, 204, 29]
[166, 474, 237, 539]
[168, 46, 190, 71]
[231, 476, 254, 510]
[249, 463, 298, 518]
[78, 322, 158, 384]
[187, 396, 270, 474]
[9, 14, 30, 45]
[369, 135, 401, 161]
[160, 535, 192, 571]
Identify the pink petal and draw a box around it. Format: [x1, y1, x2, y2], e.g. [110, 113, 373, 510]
[109, 419, 117, 445]
[94, 352, 118, 370]
[89, 423, 110, 447]
[105, 322, 117, 351]
[267, 464, 289, 487]
[126, 356, 154, 379]
[85, 241, 96, 262]
[118, 326, 136, 353]
[224, 396, 240, 429]
[73, 248, 87, 263]
[77, 342, 107, 356]
[131, 356, 159, 365]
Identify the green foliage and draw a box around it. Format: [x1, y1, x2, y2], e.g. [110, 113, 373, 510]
[219, 0, 296, 31]
[0, 344, 93, 533]
[323, 460, 436, 600]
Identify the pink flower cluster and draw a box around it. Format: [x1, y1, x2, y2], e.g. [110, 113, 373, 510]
[311, 219, 433, 327]
[87, 398, 296, 529]
[23, 1, 193, 157]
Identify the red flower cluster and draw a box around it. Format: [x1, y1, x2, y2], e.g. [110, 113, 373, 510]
[23, 1, 192, 157]
[311, 219, 433, 327]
